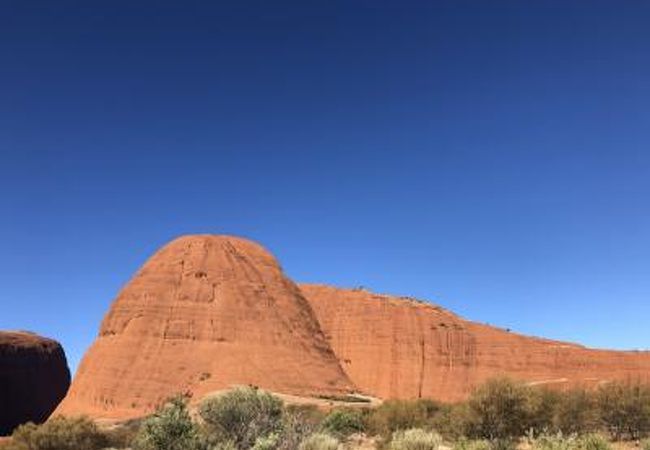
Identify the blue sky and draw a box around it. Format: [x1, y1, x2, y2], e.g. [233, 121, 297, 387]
[1, 1, 649, 373]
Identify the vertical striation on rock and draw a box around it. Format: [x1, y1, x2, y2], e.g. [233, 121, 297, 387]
[56, 235, 354, 419]
[0, 331, 70, 436]
[300, 284, 650, 401]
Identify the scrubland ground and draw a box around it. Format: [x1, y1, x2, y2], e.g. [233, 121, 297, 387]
[3, 378, 650, 450]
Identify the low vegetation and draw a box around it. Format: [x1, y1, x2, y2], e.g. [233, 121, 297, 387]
[4, 379, 650, 450]
[389, 428, 442, 450]
[320, 409, 366, 438]
[3, 416, 107, 450]
[298, 433, 340, 450]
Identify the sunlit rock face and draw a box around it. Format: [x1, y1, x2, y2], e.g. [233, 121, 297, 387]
[301, 284, 650, 401]
[56, 235, 354, 420]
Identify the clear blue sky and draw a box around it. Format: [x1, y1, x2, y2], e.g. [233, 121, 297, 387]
[2, 1, 649, 374]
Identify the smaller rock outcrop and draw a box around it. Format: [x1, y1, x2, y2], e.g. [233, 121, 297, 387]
[0, 331, 71, 436]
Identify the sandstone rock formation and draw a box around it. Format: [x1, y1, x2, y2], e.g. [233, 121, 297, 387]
[0, 331, 70, 435]
[58, 234, 650, 419]
[301, 284, 650, 401]
[56, 236, 354, 419]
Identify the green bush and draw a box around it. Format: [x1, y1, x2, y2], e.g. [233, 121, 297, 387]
[8, 416, 107, 450]
[465, 378, 532, 440]
[366, 400, 436, 437]
[134, 395, 204, 450]
[389, 428, 442, 450]
[453, 438, 492, 450]
[320, 409, 365, 438]
[199, 387, 284, 448]
[298, 433, 340, 450]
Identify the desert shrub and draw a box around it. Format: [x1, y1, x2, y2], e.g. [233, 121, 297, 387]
[597, 381, 650, 439]
[465, 377, 531, 440]
[9, 416, 107, 450]
[488, 439, 517, 450]
[431, 403, 472, 439]
[528, 432, 579, 450]
[298, 433, 340, 450]
[366, 400, 436, 437]
[526, 389, 560, 436]
[199, 387, 284, 448]
[389, 428, 442, 450]
[285, 404, 326, 426]
[527, 432, 611, 450]
[416, 400, 445, 419]
[212, 441, 238, 450]
[134, 395, 204, 450]
[453, 438, 492, 450]
[274, 408, 320, 450]
[320, 409, 365, 438]
[554, 389, 599, 435]
[104, 417, 143, 448]
[252, 432, 280, 450]
[577, 433, 611, 450]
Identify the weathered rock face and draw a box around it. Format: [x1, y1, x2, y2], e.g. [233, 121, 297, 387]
[0, 331, 70, 436]
[56, 236, 354, 419]
[59, 235, 650, 419]
[301, 284, 650, 402]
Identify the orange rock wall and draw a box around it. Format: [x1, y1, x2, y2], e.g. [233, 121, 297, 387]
[301, 284, 650, 401]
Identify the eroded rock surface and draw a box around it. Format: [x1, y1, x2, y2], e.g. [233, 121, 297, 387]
[301, 284, 650, 401]
[56, 236, 354, 419]
[58, 235, 650, 419]
[0, 331, 70, 435]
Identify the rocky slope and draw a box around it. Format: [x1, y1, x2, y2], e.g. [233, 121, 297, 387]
[301, 284, 650, 401]
[0, 331, 70, 435]
[56, 236, 354, 419]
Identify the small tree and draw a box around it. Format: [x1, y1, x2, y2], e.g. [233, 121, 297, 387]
[199, 387, 284, 448]
[134, 395, 204, 450]
[466, 377, 531, 440]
